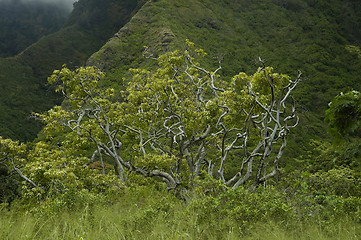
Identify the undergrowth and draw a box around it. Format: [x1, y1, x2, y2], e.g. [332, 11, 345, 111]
[1, 184, 361, 240]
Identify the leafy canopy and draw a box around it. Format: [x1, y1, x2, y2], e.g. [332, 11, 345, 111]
[2, 44, 300, 199]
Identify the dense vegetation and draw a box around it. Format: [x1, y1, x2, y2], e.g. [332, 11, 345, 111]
[1, 0, 361, 141]
[90, 0, 361, 112]
[0, 0, 146, 141]
[1, 185, 361, 239]
[1, 46, 361, 239]
[1, 0, 361, 239]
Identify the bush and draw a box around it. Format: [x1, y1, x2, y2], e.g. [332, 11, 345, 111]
[308, 167, 361, 197]
[0, 166, 21, 203]
[188, 186, 296, 237]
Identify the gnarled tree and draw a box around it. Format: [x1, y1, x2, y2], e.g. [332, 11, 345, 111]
[41, 46, 301, 192]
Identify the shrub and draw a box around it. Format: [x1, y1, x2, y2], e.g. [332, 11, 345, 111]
[188, 186, 296, 237]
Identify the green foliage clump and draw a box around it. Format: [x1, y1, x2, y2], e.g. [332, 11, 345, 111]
[189, 186, 295, 235]
[325, 90, 361, 142]
[308, 167, 361, 197]
[0, 136, 26, 203]
[0, 166, 20, 204]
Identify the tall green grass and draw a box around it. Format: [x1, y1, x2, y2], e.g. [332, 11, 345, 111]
[1, 186, 361, 240]
[1, 205, 360, 239]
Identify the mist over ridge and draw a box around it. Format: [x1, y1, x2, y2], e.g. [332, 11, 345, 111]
[0, 0, 72, 57]
[0, 0, 77, 10]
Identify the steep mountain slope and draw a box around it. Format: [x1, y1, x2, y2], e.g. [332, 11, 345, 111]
[0, 0, 146, 140]
[1, 0, 360, 142]
[86, 0, 361, 171]
[89, 0, 361, 113]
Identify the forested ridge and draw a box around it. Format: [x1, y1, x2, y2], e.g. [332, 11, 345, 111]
[1, 0, 361, 239]
[0, 0, 145, 140]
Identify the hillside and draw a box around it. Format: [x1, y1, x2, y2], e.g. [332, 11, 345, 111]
[85, 0, 361, 174]
[1, 0, 361, 142]
[1, 2, 361, 237]
[89, 0, 361, 112]
[0, 0, 146, 140]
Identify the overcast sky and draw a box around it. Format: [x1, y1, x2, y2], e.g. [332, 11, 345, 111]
[0, 0, 77, 10]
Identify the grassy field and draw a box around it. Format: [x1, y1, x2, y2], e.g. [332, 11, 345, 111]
[1, 205, 360, 239]
[1, 186, 361, 240]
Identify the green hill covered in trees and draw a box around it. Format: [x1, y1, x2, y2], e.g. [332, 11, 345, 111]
[89, 0, 361, 111]
[1, 1, 361, 238]
[87, 0, 361, 175]
[2, 0, 360, 141]
[0, 0, 145, 140]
